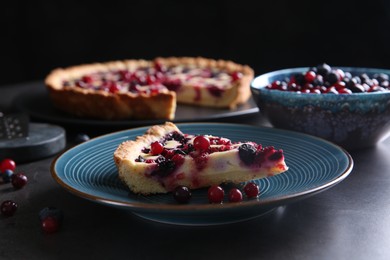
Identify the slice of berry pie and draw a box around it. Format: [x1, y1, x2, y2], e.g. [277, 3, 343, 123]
[114, 122, 288, 195]
[45, 57, 254, 120]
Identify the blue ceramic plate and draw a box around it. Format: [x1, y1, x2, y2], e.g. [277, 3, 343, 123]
[51, 123, 353, 225]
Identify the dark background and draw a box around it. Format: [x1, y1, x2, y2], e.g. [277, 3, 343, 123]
[2, 0, 390, 87]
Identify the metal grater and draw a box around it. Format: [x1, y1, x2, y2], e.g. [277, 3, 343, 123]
[0, 112, 29, 140]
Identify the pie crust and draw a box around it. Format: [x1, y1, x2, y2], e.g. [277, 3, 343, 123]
[45, 57, 254, 120]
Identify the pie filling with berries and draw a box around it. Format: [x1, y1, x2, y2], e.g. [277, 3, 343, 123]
[45, 57, 254, 120]
[114, 122, 288, 195]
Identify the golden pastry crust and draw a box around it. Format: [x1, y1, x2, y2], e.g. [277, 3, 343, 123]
[45, 57, 254, 120]
[114, 122, 180, 194]
[45, 60, 176, 120]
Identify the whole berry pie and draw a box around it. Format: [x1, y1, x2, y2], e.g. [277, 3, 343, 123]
[45, 57, 254, 120]
[114, 122, 288, 195]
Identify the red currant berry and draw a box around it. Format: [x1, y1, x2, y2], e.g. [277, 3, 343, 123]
[11, 172, 28, 189]
[305, 71, 316, 82]
[150, 141, 164, 155]
[82, 75, 94, 83]
[146, 75, 157, 85]
[119, 70, 132, 81]
[173, 186, 192, 203]
[217, 137, 231, 145]
[162, 149, 175, 159]
[208, 185, 225, 204]
[193, 136, 210, 151]
[0, 158, 16, 172]
[334, 81, 346, 89]
[171, 154, 185, 167]
[1, 200, 18, 217]
[338, 88, 352, 94]
[228, 188, 243, 203]
[244, 182, 260, 198]
[154, 61, 165, 72]
[231, 71, 243, 81]
[109, 82, 121, 93]
[41, 216, 60, 234]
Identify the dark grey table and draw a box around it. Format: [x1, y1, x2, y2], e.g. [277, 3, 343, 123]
[1, 82, 390, 260]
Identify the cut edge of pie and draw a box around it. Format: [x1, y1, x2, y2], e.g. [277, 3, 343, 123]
[113, 122, 288, 195]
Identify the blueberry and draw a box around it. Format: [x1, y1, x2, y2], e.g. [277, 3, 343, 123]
[316, 63, 331, 76]
[325, 71, 339, 85]
[171, 131, 185, 143]
[153, 156, 175, 177]
[348, 83, 365, 93]
[135, 155, 145, 162]
[351, 76, 361, 85]
[39, 206, 64, 223]
[238, 144, 257, 165]
[294, 73, 306, 85]
[74, 133, 90, 144]
[375, 73, 389, 83]
[359, 73, 370, 83]
[2, 169, 13, 183]
[312, 77, 323, 86]
[173, 186, 192, 203]
[380, 81, 389, 88]
[344, 72, 352, 79]
[174, 149, 187, 155]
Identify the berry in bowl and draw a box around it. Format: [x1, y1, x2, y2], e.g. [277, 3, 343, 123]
[250, 64, 390, 150]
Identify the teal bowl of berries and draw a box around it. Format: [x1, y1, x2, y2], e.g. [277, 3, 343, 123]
[250, 64, 390, 150]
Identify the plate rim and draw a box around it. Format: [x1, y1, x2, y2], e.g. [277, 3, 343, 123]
[51, 122, 354, 212]
[15, 89, 259, 127]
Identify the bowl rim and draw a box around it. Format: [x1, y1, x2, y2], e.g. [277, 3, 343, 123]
[251, 66, 390, 96]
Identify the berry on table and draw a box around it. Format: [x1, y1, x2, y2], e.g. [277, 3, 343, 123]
[41, 216, 60, 234]
[39, 206, 64, 234]
[208, 185, 225, 204]
[1, 200, 18, 217]
[2, 169, 13, 183]
[0, 158, 16, 172]
[11, 172, 28, 189]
